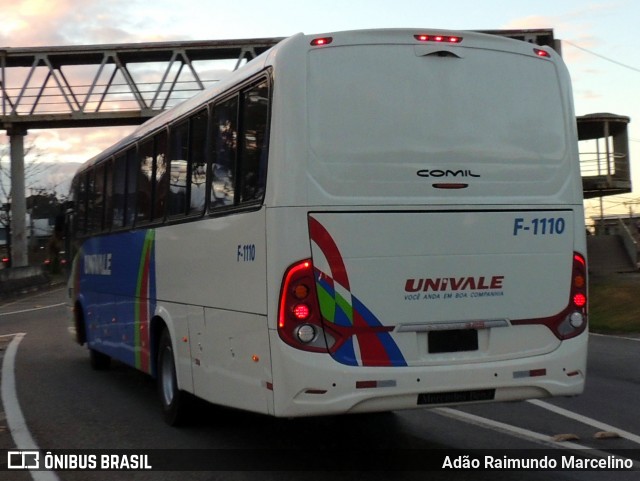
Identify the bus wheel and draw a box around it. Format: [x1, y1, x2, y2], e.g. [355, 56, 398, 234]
[157, 328, 188, 426]
[89, 348, 111, 370]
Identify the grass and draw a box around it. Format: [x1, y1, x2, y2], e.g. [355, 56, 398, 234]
[589, 275, 640, 334]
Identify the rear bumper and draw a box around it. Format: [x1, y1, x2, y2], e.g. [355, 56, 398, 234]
[269, 329, 587, 417]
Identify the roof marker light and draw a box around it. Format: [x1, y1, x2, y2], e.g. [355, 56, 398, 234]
[534, 48, 551, 58]
[311, 37, 333, 46]
[414, 34, 462, 44]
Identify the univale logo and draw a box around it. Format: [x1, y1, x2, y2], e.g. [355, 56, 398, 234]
[405, 275, 505, 292]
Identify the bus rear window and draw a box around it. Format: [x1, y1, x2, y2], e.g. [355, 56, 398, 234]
[307, 45, 567, 168]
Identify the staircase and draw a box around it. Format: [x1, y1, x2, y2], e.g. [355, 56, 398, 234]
[587, 235, 638, 276]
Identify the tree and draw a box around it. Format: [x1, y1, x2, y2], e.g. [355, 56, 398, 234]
[1, 141, 54, 224]
[0, 142, 65, 266]
[0, 140, 61, 195]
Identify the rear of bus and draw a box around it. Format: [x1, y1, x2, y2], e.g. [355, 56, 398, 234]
[265, 30, 587, 417]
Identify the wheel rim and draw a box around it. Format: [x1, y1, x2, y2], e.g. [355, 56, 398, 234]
[161, 346, 175, 407]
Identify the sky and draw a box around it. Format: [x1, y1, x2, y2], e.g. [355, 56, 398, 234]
[1, 0, 639, 221]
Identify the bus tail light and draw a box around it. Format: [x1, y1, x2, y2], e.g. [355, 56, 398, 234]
[279, 259, 333, 352]
[512, 253, 588, 340]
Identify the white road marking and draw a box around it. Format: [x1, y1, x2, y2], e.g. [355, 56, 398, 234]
[1, 333, 61, 481]
[590, 332, 640, 342]
[0, 302, 66, 317]
[434, 406, 587, 450]
[435, 407, 640, 468]
[528, 398, 640, 446]
[0, 287, 65, 309]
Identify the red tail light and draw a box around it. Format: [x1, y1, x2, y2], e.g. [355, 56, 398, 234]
[293, 304, 311, 320]
[512, 253, 588, 340]
[573, 292, 587, 308]
[278, 259, 329, 352]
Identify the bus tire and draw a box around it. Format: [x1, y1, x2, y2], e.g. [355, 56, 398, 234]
[157, 328, 188, 426]
[89, 348, 111, 370]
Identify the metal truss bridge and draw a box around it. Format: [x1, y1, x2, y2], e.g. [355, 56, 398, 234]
[0, 37, 282, 131]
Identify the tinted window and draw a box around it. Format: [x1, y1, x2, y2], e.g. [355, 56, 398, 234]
[168, 121, 189, 217]
[75, 173, 87, 235]
[189, 109, 208, 215]
[91, 164, 105, 233]
[137, 140, 154, 222]
[125, 149, 137, 226]
[85, 170, 96, 233]
[239, 81, 269, 204]
[104, 159, 114, 231]
[112, 154, 126, 228]
[211, 97, 237, 208]
[154, 131, 169, 222]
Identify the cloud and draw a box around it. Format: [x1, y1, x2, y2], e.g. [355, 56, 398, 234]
[501, 15, 555, 30]
[37, 162, 83, 195]
[0, 0, 86, 46]
[576, 89, 603, 101]
[502, 3, 623, 49]
[1, 125, 135, 198]
[0, 0, 177, 47]
[32, 127, 136, 164]
[500, 6, 616, 67]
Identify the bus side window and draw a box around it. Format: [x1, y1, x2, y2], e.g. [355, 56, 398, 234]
[239, 80, 269, 204]
[210, 96, 238, 208]
[75, 173, 87, 235]
[189, 109, 207, 215]
[153, 131, 169, 222]
[168, 120, 189, 217]
[104, 158, 114, 231]
[125, 148, 137, 226]
[112, 154, 126, 228]
[92, 164, 105, 233]
[137, 140, 154, 223]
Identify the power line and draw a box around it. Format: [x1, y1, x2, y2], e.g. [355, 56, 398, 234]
[563, 40, 640, 73]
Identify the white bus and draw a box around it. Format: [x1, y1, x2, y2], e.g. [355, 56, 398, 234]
[68, 29, 588, 425]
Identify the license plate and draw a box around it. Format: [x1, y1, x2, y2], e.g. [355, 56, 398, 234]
[428, 329, 478, 353]
[417, 389, 495, 405]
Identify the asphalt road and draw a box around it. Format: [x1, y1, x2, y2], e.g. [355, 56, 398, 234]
[1, 288, 639, 481]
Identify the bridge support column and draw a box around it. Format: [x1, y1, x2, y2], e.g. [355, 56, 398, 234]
[8, 127, 28, 268]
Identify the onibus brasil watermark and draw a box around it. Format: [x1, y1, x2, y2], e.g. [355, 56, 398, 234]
[7, 451, 151, 471]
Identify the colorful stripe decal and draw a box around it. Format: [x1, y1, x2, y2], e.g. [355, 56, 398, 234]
[309, 216, 406, 367]
[309, 217, 350, 290]
[135, 230, 156, 374]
